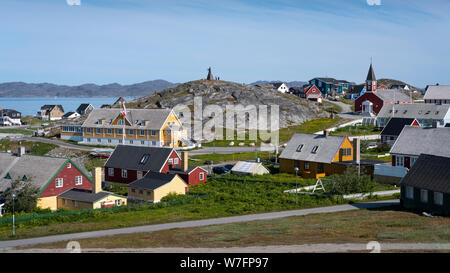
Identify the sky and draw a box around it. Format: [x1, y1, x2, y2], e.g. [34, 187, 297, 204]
[0, 0, 449, 88]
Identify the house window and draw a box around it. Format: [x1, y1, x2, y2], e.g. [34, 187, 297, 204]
[118, 129, 123, 135]
[122, 169, 127, 178]
[396, 156, 404, 167]
[72, 200, 78, 207]
[107, 128, 112, 134]
[98, 138, 101, 143]
[63, 199, 67, 206]
[108, 168, 114, 176]
[141, 141, 145, 145]
[75, 176, 83, 185]
[139, 189, 143, 194]
[304, 162, 310, 170]
[118, 120, 124, 125]
[140, 154, 150, 164]
[67, 163, 71, 168]
[97, 128, 101, 134]
[147, 191, 151, 196]
[174, 158, 179, 165]
[86, 128, 91, 133]
[152, 141, 156, 146]
[434, 192, 443, 206]
[140, 130, 145, 136]
[405, 186, 414, 199]
[151, 130, 157, 136]
[200, 172, 204, 180]
[169, 158, 173, 165]
[296, 144, 304, 152]
[129, 140, 134, 144]
[55, 178, 63, 188]
[311, 146, 319, 153]
[128, 129, 134, 136]
[108, 139, 112, 143]
[87, 138, 91, 142]
[410, 157, 417, 167]
[420, 189, 428, 203]
[115, 199, 122, 206]
[119, 139, 123, 144]
[318, 163, 324, 174]
[131, 188, 136, 193]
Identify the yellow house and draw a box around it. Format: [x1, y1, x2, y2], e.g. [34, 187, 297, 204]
[128, 172, 188, 203]
[279, 131, 356, 179]
[72, 108, 189, 148]
[57, 168, 127, 210]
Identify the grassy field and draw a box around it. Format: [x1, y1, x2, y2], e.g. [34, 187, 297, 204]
[0, 173, 394, 241]
[189, 152, 273, 166]
[0, 128, 34, 135]
[201, 117, 347, 147]
[330, 124, 381, 137]
[21, 206, 450, 250]
[0, 139, 57, 156]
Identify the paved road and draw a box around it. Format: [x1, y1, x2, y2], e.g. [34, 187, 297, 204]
[0, 200, 399, 249]
[188, 146, 277, 155]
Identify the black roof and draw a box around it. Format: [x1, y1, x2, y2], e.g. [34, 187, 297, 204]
[400, 154, 450, 193]
[76, 103, 91, 113]
[445, 123, 450, 128]
[105, 145, 175, 172]
[129, 172, 178, 190]
[380, 118, 415, 137]
[41, 104, 64, 112]
[272, 82, 284, 88]
[366, 64, 376, 81]
[62, 111, 76, 117]
[58, 188, 112, 203]
[169, 166, 205, 174]
[0, 109, 21, 116]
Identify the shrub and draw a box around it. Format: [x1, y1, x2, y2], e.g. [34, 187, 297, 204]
[324, 167, 377, 195]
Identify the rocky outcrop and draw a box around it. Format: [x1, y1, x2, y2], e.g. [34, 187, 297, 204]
[126, 80, 328, 129]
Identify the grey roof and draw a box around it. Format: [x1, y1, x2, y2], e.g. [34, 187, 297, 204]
[81, 108, 173, 130]
[377, 103, 450, 120]
[58, 188, 112, 203]
[105, 145, 174, 172]
[366, 64, 376, 81]
[0, 153, 68, 192]
[129, 172, 179, 190]
[371, 89, 411, 102]
[390, 126, 450, 157]
[279, 133, 347, 163]
[400, 154, 450, 193]
[424, 85, 450, 100]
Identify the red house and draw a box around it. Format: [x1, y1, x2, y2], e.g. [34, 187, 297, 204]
[0, 150, 93, 210]
[104, 145, 207, 186]
[355, 64, 413, 115]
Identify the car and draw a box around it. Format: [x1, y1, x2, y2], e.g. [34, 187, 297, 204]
[223, 164, 234, 171]
[212, 166, 230, 175]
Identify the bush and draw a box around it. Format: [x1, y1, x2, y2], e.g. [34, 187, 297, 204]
[324, 168, 377, 195]
[372, 142, 390, 153]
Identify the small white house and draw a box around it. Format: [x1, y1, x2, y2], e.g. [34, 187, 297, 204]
[272, 82, 289, 93]
[231, 161, 270, 176]
[62, 111, 81, 120]
[0, 203, 4, 217]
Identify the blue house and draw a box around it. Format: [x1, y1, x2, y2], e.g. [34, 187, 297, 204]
[344, 84, 366, 100]
[309, 78, 353, 97]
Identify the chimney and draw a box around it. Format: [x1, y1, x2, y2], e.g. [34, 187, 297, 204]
[182, 151, 189, 172]
[18, 146, 25, 157]
[323, 130, 329, 136]
[353, 138, 360, 163]
[92, 167, 103, 194]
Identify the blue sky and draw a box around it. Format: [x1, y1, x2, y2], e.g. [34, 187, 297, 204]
[0, 0, 449, 88]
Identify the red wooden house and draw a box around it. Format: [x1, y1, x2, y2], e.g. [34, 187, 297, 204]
[104, 145, 207, 186]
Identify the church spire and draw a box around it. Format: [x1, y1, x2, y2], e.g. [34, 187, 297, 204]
[366, 62, 377, 92]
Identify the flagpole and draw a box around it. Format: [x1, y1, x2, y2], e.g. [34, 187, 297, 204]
[122, 102, 125, 144]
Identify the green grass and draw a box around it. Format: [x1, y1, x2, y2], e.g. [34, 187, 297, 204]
[330, 124, 381, 137]
[0, 173, 393, 241]
[0, 128, 34, 135]
[0, 139, 57, 156]
[84, 157, 108, 172]
[201, 117, 347, 147]
[22, 206, 450, 250]
[189, 152, 273, 166]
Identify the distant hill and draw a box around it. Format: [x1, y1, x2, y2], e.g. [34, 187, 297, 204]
[250, 80, 307, 88]
[126, 79, 329, 129]
[0, 80, 178, 97]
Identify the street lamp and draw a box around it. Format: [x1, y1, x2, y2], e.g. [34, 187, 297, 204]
[294, 167, 299, 205]
[11, 193, 16, 236]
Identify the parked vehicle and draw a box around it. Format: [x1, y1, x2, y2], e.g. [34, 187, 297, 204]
[212, 166, 230, 174]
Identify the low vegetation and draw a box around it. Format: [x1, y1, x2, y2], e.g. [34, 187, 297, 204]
[0, 139, 57, 156]
[330, 124, 380, 136]
[189, 152, 274, 166]
[24, 207, 450, 250]
[0, 128, 34, 135]
[0, 172, 395, 241]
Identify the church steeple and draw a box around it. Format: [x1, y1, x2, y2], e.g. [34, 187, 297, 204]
[366, 62, 377, 92]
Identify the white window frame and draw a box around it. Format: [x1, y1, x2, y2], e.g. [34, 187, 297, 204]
[67, 163, 71, 168]
[55, 178, 63, 188]
[128, 129, 134, 136]
[151, 130, 157, 136]
[75, 176, 83, 185]
[115, 199, 122, 206]
[174, 158, 179, 165]
[396, 156, 404, 167]
[107, 128, 112, 135]
[434, 192, 443, 206]
[168, 158, 173, 165]
[420, 189, 428, 203]
[122, 169, 128, 178]
[140, 130, 145, 136]
[199, 172, 204, 180]
[108, 168, 114, 176]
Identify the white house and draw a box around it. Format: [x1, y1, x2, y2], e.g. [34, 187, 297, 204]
[62, 111, 81, 120]
[0, 109, 22, 126]
[272, 82, 289, 93]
